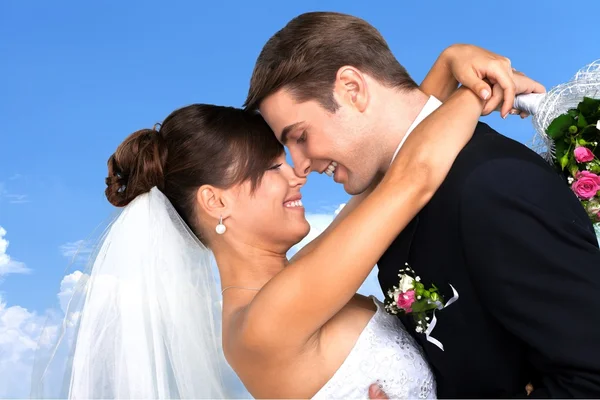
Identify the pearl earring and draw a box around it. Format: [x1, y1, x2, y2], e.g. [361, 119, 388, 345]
[215, 216, 226, 235]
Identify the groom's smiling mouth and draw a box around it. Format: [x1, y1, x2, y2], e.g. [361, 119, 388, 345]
[324, 161, 337, 177]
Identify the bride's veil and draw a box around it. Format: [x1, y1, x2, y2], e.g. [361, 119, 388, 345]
[30, 187, 246, 398]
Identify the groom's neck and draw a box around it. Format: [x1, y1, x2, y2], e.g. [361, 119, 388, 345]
[373, 88, 430, 173]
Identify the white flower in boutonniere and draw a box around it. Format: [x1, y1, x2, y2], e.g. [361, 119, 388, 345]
[596, 119, 600, 131]
[398, 274, 414, 293]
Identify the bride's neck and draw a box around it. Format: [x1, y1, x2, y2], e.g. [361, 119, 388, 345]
[212, 240, 287, 291]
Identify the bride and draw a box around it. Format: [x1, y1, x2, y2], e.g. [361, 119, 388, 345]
[35, 47, 531, 399]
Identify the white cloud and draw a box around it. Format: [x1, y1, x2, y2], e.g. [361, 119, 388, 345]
[0, 295, 52, 398]
[57, 271, 84, 314]
[0, 227, 30, 277]
[60, 240, 94, 265]
[0, 227, 78, 398]
[5, 194, 30, 204]
[334, 203, 346, 215]
[0, 271, 83, 399]
[0, 226, 60, 398]
[0, 178, 30, 205]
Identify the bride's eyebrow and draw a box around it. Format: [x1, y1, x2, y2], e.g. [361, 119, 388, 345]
[280, 121, 304, 144]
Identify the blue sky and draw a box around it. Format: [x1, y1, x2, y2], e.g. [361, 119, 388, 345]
[1, 0, 599, 397]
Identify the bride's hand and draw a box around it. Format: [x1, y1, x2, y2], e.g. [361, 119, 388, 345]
[422, 44, 545, 118]
[445, 44, 545, 117]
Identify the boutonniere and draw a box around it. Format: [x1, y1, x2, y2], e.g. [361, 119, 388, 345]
[384, 263, 458, 351]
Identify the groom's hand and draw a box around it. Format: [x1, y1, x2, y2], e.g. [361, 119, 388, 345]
[485, 70, 546, 118]
[368, 383, 389, 399]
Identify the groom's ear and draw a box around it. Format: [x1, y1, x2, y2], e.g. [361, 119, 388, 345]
[335, 66, 369, 113]
[196, 185, 230, 219]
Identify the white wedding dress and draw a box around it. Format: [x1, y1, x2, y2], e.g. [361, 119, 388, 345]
[313, 296, 437, 399]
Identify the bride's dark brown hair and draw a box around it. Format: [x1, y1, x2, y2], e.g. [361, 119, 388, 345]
[105, 104, 284, 241]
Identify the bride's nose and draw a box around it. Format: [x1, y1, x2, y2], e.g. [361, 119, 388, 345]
[290, 171, 306, 188]
[285, 163, 307, 187]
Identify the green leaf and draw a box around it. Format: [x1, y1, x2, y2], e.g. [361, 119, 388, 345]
[410, 300, 438, 313]
[578, 113, 589, 129]
[581, 125, 600, 143]
[559, 153, 570, 170]
[578, 97, 600, 116]
[569, 163, 580, 178]
[554, 138, 569, 162]
[547, 114, 574, 139]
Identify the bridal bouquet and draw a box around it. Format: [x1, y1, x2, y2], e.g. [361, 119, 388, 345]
[519, 59, 600, 238]
[546, 96, 600, 223]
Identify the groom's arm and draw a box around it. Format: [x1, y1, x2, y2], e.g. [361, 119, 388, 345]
[460, 158, 600, 398]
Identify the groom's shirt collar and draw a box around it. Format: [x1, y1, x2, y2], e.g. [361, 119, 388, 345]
[390, 96, 443, 164]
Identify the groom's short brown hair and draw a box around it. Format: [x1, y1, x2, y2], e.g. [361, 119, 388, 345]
[244, 12, 418, 112]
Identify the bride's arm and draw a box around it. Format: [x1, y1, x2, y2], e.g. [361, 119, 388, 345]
[422, 44, 544, 117]
[242, 87, 484, 345]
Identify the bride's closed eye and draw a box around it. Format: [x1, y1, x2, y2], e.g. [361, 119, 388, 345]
[268, 163, 283, 171]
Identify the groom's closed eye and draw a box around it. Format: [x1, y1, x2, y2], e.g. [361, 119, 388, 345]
[280, 121, 305, 144]
[296, 131, 307, 144]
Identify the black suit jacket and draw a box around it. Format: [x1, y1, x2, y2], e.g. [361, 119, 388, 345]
[377, 123, 600, 398]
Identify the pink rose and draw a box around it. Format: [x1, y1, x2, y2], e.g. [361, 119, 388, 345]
[574, 147, 595, 163]
[572, 172, 600, 200]
[576, 171, 600, 185]
[395, 289, 416, 312]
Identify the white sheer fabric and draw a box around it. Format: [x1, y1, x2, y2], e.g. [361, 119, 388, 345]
[31, 187, 230, 398]
[514, 59, 600, 161]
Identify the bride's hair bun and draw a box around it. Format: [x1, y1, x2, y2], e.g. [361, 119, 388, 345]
[105, 128, 168, 207]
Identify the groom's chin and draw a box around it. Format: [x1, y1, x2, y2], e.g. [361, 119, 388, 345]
[341, 178, 370, 196]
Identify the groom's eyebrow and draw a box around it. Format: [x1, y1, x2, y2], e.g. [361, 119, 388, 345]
[280, 121, 304, 144]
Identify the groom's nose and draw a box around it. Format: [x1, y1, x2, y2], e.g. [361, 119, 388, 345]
[291, 153, 312, 177]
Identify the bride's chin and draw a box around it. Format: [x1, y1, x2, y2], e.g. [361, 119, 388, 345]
[283, 221, 311, 251]
[296, 221, 312, 242]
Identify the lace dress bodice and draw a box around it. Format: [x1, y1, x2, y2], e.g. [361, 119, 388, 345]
[312, 296, 436, 399]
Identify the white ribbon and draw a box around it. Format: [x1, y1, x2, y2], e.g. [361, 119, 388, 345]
[494, 93, 545, 115]
[513, 93, 545, 115]
[424, 284, 459, 351]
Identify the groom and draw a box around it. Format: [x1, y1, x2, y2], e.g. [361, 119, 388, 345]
[245, 12, 600, 398]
